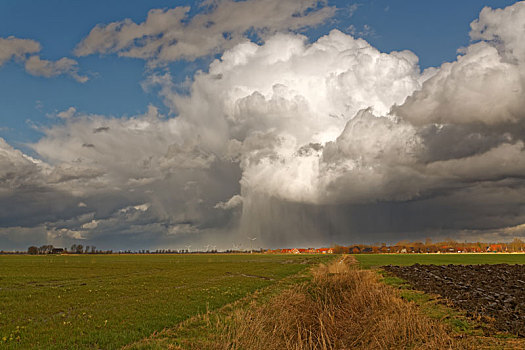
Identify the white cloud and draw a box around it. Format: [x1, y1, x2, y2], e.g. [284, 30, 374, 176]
[25, 56, 88, 83]
[0, 36, 87, 82]
[0, 36, 40, 65]
[395, 1, 525, 126]
[47, 227, 85, 240]
[215, 194, 243, 210]
[56, 107, 77, 119]
[346, 24, 376, 38]
[75, 0, 336, 65]
[394, 42, 524, 125]
[170, 29, 422, 204]
[470, 1, 525, 63]
[81, 220, 98, 229]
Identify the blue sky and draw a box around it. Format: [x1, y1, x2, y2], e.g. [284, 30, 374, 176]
[0, 0, 517, 148]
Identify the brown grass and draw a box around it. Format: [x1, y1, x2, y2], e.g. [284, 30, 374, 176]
[214, 256, 470, 350]
[128, 256, 525, 349]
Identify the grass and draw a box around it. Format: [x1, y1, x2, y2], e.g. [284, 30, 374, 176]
[5, 253, 523, 349]
[131, 256, 469, 349]
[354, 253, 525, 269]
[125, 264, 316, 349]
[370, 254, 525, 345]
[0, 254, 333, 349]
[126, 254, 525, 349]
[215, 256, 463, 349]
[380, 275, 477, 335]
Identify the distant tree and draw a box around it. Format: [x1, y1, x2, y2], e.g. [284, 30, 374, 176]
[412, 241, 424, 253]
[38, 245, 53, 254]
[331, 245, 348, 254]
[75, 244, 84, 254]
[443, 238, 458, 247]
[28, 246, 38, 255]
[84, 245, 90, 254]
[71, 244, 77, 253]
[428, 245, 438, 253]
[91, 246, 96, 254]
[510, 238, 524, 252]
[476, 242, 484, 251]
[395, 240, 410, 248]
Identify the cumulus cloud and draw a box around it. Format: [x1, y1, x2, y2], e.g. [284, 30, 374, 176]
[385, 1, 525, 207]
[347, 24, 375, 38]
[25, 56, 88, 83]
[215, 194, 243, 210]
[75, 0, 336, 65]
[172, 29, 422, 204]
[56, 107, 77, 119]
[0, 36, 40, 65]
[470, 1, 525, 62]
[0, 36, 87, 82]
[4, 1, 525, 249]
[394, 1, 525, 127]
[394, 42, 524, 125]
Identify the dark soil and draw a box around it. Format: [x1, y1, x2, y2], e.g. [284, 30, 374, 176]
[383, 263, 525, 336]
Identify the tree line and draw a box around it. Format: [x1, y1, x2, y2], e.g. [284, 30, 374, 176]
[27, 244, 105, 255]
[330, 238, 525, 254]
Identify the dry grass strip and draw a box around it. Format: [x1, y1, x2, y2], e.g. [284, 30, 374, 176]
[215, 255, 471, 350]
[127, 256, 525, 349]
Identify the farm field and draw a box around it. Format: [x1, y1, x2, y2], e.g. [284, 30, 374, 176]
[127, 255, 525, 349]
[364, 254, 525, 342]
[384, 264, 525, 336]
[0, 254, 333, 349]
[354, 253, 525, 269]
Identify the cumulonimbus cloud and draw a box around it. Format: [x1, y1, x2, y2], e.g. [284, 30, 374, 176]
[3, 1, 525, 249]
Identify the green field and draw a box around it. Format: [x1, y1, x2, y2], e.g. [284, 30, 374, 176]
[0, 254, 333, 349]
[354, 253, 525, 269]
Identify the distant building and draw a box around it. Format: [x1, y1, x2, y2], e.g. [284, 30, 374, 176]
[489, 244, 503, 252]
[317, 248, 333, 254]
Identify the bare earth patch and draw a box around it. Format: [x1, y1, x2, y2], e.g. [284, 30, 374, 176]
[383, 263, 525, 336]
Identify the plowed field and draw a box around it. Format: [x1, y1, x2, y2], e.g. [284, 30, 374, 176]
[384, 263, 525, 336]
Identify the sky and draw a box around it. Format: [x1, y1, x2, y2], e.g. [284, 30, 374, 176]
[1, 0, 524, 251]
